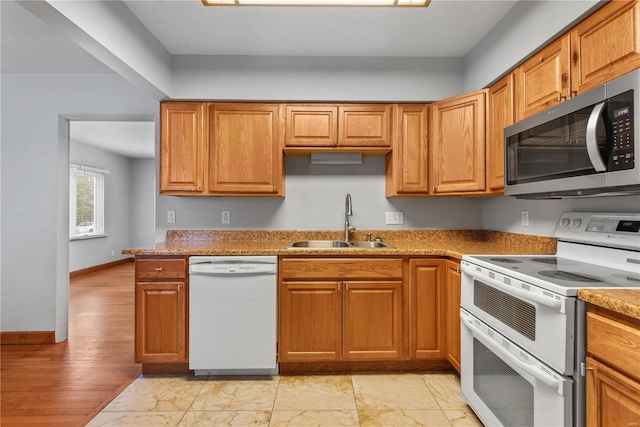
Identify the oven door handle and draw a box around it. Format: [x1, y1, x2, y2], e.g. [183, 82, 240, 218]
[461, 314, 564, 394]
[462, 266, 563, 311]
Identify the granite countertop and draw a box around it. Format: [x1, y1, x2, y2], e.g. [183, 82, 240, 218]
[578, 289, 640, 321]
[123, 229, 558, 259]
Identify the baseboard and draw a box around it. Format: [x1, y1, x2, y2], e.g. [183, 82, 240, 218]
[1, 331, 55, 345]
[70, 258, 134, 279]
[278, 359, 453, 374]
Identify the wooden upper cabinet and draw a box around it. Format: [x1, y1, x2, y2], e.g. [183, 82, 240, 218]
[515, 35, 571, 121]
[208, 103, 284, 196]
[285, 105, 338, 147]
[571, 0, 640, 95]
[385, 104, 429, 196]
[487, 73, 514, 192]
[338, 105, 391, 147]
[430, 90, 487, 194]
[160, 102, 205, 194]
[283, 104, 391, 151]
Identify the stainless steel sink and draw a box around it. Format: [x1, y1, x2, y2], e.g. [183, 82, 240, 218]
[288, 240, 351, 248]
[286, 240, 393, 249]
[348, 241, 393, 248]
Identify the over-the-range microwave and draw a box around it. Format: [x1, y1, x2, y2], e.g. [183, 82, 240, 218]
[504, 69, 639, 199]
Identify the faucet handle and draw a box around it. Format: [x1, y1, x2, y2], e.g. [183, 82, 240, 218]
[366, 234, 372, 242]
[374, 236, 383, 243]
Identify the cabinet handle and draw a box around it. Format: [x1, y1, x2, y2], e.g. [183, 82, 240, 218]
[155, 267, 163, 271]
[456, 266, 461, 273]
[345, 282, 349, 290]
[178, 284, 182, 291]
[557, 93, 567, 102]
[338, 282, 341, 291]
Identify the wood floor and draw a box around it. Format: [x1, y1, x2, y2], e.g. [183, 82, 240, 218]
[1, 262, 141, 427]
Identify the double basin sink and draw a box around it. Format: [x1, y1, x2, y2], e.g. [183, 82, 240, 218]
[287, 240, 393, 249]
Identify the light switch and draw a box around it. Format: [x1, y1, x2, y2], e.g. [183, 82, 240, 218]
[385, 212, 404, 225]
[222, 211, 231, 224]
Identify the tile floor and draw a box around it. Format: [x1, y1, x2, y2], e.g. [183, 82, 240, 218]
[87, 372, 483, 426]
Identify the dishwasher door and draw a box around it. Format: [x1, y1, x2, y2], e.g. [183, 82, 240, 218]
[189, 256, 278, 375]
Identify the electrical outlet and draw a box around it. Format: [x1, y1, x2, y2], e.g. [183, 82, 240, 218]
[521, 210, 530, 226]
[111, 250, 115, 257]
[222, 210, 231, 224]
[167, 210, 176, 224]
[385, 211, 404, 225]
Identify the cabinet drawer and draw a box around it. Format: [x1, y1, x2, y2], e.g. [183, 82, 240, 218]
[588, 311, 640, 382]
[136, 258, 187, 280]
[280, 258, 403, 280]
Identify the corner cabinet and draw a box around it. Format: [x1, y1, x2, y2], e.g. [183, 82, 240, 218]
[487, 73, 514, 192]
[385, 104, 429, 197]
[208, 103, 284, 196]
[586, 305, 640, 426]
[408, 259, 446, 359]
[135, 257, 188, 364]
[430, 90, 487, 195]
[160, 102, 206, 194]
[278, 257, 404, 362]
[159, 102, 284, 197]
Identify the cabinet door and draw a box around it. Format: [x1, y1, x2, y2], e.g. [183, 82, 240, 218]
[285, 105, 338, 147]
[571, 0, 640, 95]
[135, 281, 187, 363]
[343, 281, 403, 360]
[160, 102, 205, 194]
[409, 259, 445, 360]
[445, 260, 462, 372]
[431, 90, 487, 194]
[586, 357, 640, 427]
[209, 103, 283, 196]
[385, 104, 429, 196]
[487, 73, 514, 192]
[338, 105, 392, 147]
[515, 35, 571, 121]
[279, 281, 342, 362]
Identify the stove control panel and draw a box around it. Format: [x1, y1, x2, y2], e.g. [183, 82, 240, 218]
[556, 212, 640, 250]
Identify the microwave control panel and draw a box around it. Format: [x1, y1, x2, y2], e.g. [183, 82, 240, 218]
[608, 90, 634, 171]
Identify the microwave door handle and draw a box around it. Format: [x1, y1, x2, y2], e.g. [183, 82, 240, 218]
[461, 314, 564, 394]
[586, 101, 607, 172]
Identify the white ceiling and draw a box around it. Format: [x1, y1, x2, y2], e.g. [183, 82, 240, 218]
[1, 0, 518, 158]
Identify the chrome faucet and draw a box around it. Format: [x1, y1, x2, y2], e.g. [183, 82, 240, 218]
[344, 193, 354, 242]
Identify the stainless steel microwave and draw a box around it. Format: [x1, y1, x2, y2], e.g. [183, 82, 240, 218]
[504, 69, 639, 199]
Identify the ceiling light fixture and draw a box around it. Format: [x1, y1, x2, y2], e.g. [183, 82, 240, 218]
[202, 0, 429, 6]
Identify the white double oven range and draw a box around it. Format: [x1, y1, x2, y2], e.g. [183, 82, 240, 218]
[460, 212, 640, 427]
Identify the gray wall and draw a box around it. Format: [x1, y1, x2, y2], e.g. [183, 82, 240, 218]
[172, 56, 465, 102]
[156, 156, 484, 240]
[131, 158, 156, 248]
[1, 73, 158, 338]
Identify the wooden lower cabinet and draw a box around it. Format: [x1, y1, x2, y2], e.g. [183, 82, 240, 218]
[278, 281, 342, 361]
[135, 257, 188, 364]
[445, 260, 462, 373]
[343, 281, 403, 360]
[586, 357, 640, 427]
[586, 305, 640, 426]
[278, 257, 404, 363]
[408, 259, 446, 359]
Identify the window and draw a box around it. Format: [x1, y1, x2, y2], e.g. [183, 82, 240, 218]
[70, 164, 108, 239]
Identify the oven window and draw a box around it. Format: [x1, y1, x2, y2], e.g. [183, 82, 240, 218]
[474, 280, 536, 341]
[474, 338, 534, 427]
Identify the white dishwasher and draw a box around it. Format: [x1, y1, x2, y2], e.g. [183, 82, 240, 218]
[189, 256, 278, 375]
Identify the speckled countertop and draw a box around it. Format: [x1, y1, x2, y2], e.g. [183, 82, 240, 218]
[123, 229, 558, 259]
[578, 289, 640, 321]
